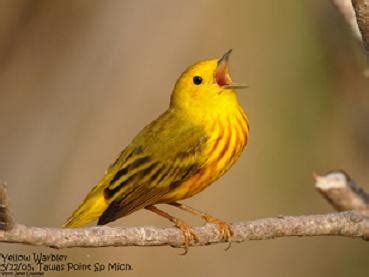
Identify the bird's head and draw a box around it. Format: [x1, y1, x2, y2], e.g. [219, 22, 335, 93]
[170, 50, 247, 117]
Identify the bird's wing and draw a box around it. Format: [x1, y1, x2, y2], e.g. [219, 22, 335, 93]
[98, 113, 208, 225]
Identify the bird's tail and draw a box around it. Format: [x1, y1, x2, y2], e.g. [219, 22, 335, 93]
[62, 187, 109, 228]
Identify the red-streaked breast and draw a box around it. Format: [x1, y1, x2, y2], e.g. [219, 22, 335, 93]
[162, 107, 249, 201]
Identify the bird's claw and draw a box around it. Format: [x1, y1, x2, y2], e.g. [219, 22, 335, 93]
[174, 219, 198, 255]
[203, 215, 233, 250]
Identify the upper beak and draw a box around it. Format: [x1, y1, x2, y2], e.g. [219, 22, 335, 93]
[215, 49, 248, 89]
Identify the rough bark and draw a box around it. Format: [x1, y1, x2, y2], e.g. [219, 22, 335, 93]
[0, 171, 368, 249]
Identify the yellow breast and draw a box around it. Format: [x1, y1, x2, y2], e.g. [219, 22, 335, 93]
[163, 106, 249, 201]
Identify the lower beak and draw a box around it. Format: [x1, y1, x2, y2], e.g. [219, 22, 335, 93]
[224, 83, 249, 89]
[215, 49, 248, 90]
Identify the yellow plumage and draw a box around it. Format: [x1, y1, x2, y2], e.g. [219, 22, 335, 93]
[63, 50, 249, 235]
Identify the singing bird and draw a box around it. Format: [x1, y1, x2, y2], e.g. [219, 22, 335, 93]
[63, 50, 249, 249]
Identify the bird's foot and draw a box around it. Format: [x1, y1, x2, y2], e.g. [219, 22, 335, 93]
[173, 218, 198, 255]
[202, 215, 233, 249]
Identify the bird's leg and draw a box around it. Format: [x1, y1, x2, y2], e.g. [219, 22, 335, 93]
[168, 202, 233, 244]
[145, 205, 198, 254]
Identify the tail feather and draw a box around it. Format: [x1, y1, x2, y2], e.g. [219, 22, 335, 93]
[62, 190, 108, 228]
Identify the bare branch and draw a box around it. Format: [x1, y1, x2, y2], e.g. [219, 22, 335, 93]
[331, 0, 369, 59]
[315, 170, 369, 211]
[352, 0, 369, 54]
[332, 0, 363, 40]
[0, 171, 368, 249]
[0, 211, 368, 249]
[0, 183, 14, 231]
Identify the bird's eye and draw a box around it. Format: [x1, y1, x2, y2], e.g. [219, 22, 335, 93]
[193, 76, 203, 85]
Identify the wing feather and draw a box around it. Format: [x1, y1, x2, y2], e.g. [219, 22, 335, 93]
[98, 112, 208, 225]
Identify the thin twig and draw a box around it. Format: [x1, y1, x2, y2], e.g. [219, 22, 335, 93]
[331, 0, 369, 64]
[315, 170, 369, 211]
[352, 0, 369, 55]
[332, 0, 363, 40]
[0, 183, 14, 231]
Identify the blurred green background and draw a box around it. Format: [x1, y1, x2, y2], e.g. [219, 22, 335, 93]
[0, 0, 369, 276]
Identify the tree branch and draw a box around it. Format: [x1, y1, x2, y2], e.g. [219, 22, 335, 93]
[0, 211, 368, 248]
[352, 0, 369, 55]
[315, 170, 369, 211]
[0, 171, 369, 249]
[0, 183, 14, 231]
[332, 0, 363, 40]
[331, 0, 369, 57]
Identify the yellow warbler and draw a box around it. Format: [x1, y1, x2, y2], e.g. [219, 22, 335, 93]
[63, 50, 249, 249]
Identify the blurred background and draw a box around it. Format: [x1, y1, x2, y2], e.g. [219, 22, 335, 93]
[0, 0, 369, 276]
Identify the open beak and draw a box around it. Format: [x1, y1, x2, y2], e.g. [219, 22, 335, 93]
[215, 49, 248, 89]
